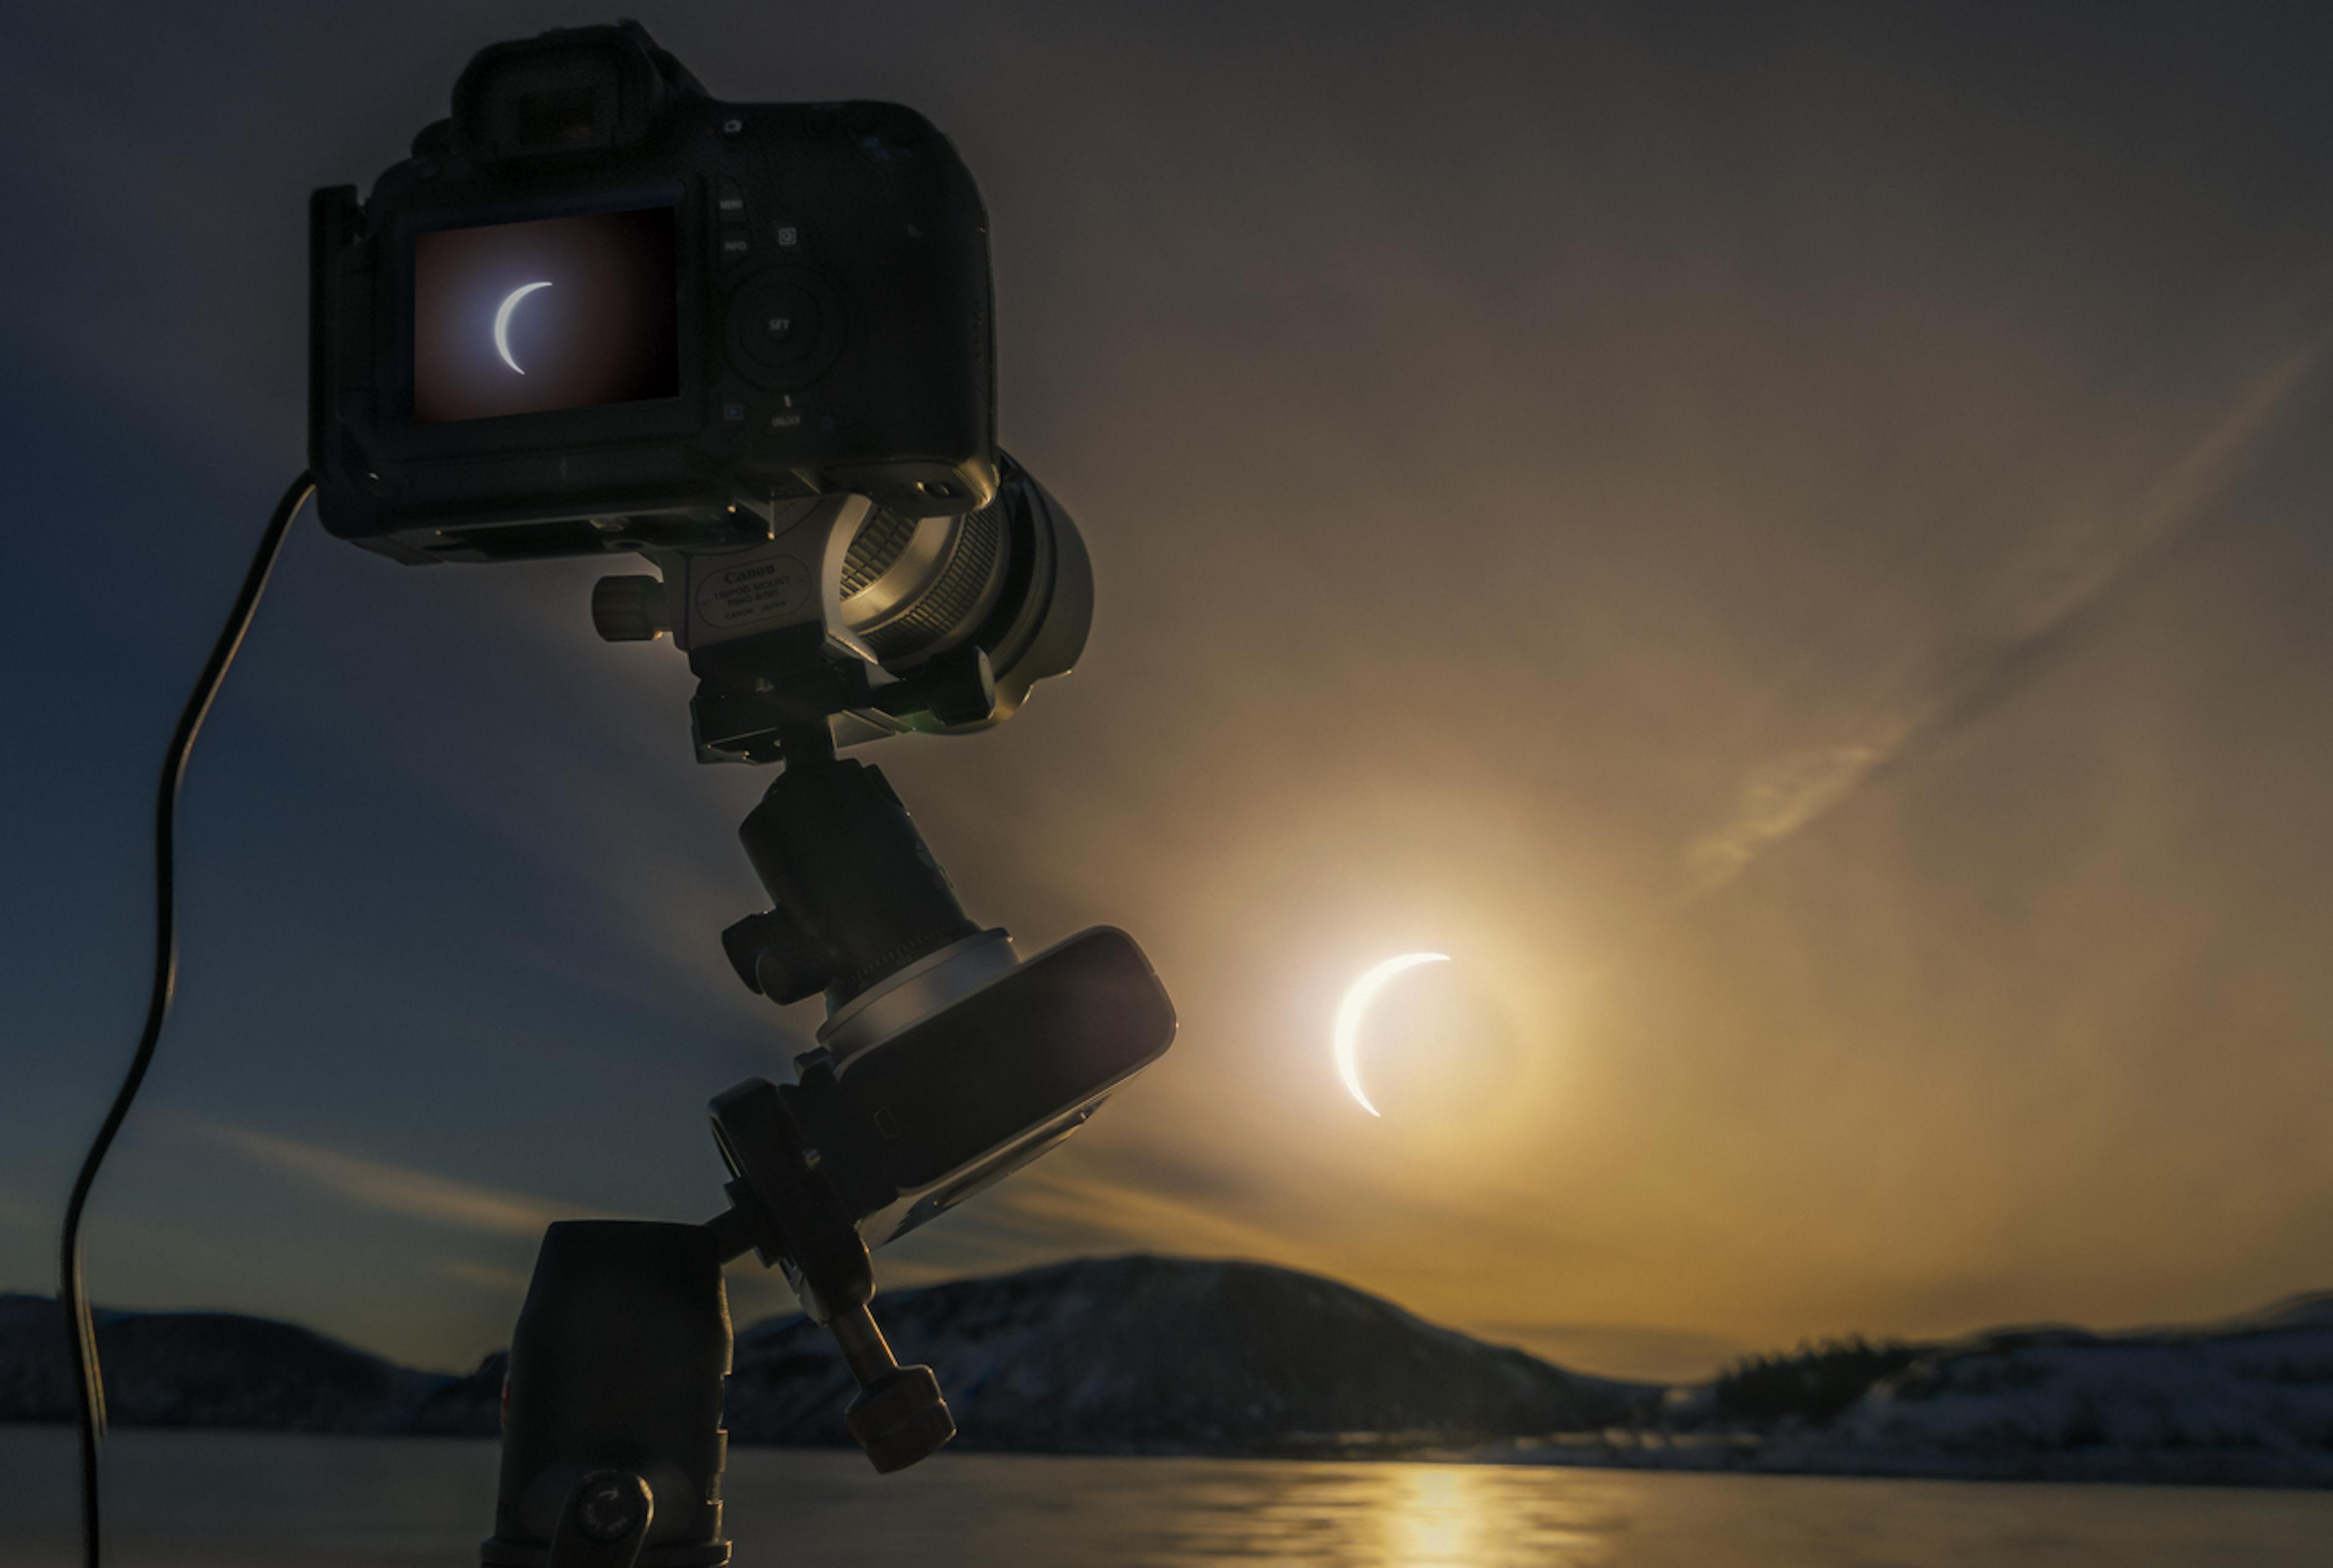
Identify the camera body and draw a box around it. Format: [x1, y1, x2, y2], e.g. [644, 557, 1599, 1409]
[310, 20, 998, 564]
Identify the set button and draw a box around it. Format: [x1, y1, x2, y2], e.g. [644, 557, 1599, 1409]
[750, 289, 820, 358]
[725, 267, 840, 390]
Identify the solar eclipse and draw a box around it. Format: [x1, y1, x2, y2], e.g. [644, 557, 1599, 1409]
[410, 204, 679, 423]
[492, 282, 553, 375]
[1332, 953, 1450, 1117]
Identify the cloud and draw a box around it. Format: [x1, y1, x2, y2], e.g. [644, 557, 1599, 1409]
[1685, 738, 1899, 892]
[182, 1116, 590, 1238]
[1001, 1162, 1321, 1263]
[875, 1153, 1337, 1292]
[1688, 329, 2333, 894]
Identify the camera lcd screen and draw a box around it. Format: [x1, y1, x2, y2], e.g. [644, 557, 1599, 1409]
[411, 205, 678, 423]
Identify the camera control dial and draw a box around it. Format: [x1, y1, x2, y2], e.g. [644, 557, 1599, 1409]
[727, 268, 842, 390]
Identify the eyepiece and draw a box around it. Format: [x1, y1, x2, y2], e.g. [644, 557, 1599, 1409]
[451, 22, 687, 166]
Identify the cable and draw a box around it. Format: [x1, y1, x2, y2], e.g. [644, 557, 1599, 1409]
[58, 470, 313, 1568]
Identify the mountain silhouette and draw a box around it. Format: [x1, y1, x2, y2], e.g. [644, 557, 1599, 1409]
[5, 1259, 2328, 1482]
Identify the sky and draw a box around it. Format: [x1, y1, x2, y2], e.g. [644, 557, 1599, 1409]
[3, 1, 2332, 1385]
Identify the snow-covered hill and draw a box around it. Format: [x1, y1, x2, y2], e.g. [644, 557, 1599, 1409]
[1797, 1292, 2333, 1484]
[0, 1292, 493, 1434]
[727, 1255, 1645, 1453]
[1567, 1292, 2333, 1485]
[0, 1256, 1643, 1453]
[5, 1265, 2328, 1484]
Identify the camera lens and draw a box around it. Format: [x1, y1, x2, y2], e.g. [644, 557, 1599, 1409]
[837, 456, 1092, 729]
[840, 504, 1007, 667]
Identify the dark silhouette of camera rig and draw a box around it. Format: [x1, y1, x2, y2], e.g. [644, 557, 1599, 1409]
[312, 22, 1177, 1567]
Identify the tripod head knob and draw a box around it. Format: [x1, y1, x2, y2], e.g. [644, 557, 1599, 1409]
[706, 1079, 957, 1471]
[824, 1304, 956, 1473]
[547, 1470, 653, 1568]
[844, 1357, 955, 1474]
[589, 575, 670, 643]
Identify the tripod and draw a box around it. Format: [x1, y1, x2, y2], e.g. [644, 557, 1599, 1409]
[481, 716, 1176, 1568]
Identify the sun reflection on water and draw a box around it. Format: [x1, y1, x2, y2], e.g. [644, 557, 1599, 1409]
[1382, 1465, 1478, 1564]
[1152, 1460, 1616, 1567]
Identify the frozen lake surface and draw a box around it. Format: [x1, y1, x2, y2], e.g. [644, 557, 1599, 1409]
[4, 1425, 2329, 1567]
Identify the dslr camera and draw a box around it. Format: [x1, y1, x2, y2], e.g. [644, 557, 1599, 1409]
[312, 18, 1090, 761]
[310, 21, 1176, 1546]
[313, 16, 995, 549]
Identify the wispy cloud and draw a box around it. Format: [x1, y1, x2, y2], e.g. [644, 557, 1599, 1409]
[999, 1160, 1321, 1264]
[1687, 738, 1902, 892]
[1688, 330, 2332, 893]
[875, 1154, 1334, 1293]
[182, 1116, 589, 1238]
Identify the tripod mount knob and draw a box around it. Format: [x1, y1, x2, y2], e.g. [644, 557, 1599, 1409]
[591, 575, 670, 642]
[832, 1305, 956, 1473]
[707, 1078, 956, 1471]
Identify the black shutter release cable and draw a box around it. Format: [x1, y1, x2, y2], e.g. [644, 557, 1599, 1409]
[57, 471, 314, 1568]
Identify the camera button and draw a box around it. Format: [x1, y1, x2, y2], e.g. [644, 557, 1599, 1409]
[718, 228, 754, 265]
[715, 177, 748, 224]
[727, 270, 842, 390]
[736, 281, 821, 367]
[759, 301, 811, 349]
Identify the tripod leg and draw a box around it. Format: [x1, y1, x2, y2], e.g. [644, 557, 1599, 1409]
[484, 1222, 733, 1568]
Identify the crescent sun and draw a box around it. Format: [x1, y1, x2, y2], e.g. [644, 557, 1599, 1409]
[493, 281, 553, 375]
[1333, 952, 1449, 1118]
